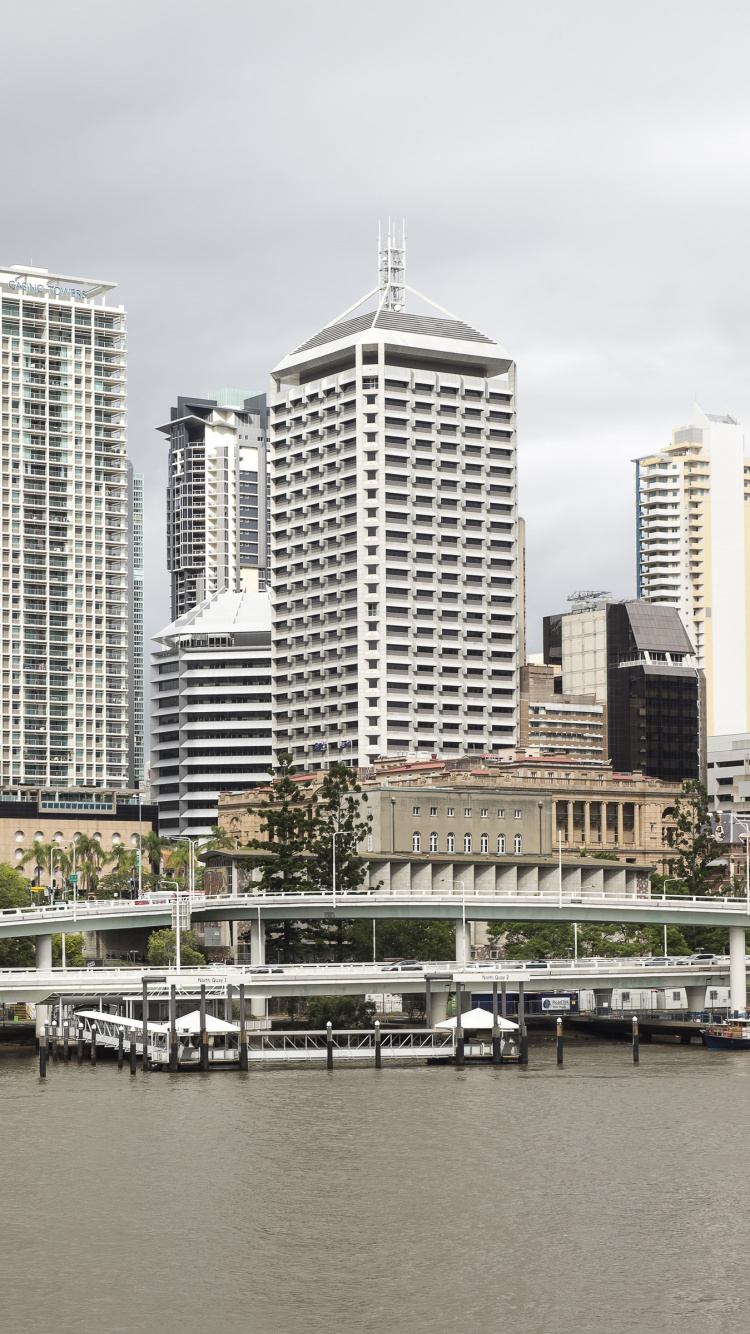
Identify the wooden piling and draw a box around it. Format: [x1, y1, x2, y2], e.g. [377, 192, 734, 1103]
[77, 1024, 84, 1064]
[239, 984, 248, 1071]
[557, 1016, 564, 1065]
[375, 1020, 382, 1069]
[455, 981, 465, 1067]
[90, 1022, 97, 1067]
[141, 978, 149, 1072]
[39, 1026, 48, 1078]
[63, 1023, 70, 1063]
[519, 983, 528, 1065]
[492, 982, 501, 1065]
[200, 983, 209, 1072]
[326, 1021, 333, 1069]
[169, 983, 178, 1072]
[129, 1032, 137, 1074]
[632, 1015, 639, 1063]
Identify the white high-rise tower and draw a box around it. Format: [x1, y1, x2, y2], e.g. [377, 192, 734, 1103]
[636, 406, 750, 736]
[0, 263, 132, 791]
[269, 237, 520, 769]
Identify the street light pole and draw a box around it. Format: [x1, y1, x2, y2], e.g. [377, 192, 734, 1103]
[138, 795, 143, 899]
[332, 830, 337, 911]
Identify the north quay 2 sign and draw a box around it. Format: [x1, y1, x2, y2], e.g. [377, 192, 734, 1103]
[6, 278, 89, 299]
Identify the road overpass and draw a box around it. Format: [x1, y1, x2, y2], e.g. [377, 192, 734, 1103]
[0, 956, 741, 1030]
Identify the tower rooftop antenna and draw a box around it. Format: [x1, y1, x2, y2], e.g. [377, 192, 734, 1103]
[378, 219, 406, 312]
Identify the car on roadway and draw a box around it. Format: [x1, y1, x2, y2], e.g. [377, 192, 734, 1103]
[246, 966, 284, 974]
[380, 959, 423, 972]
[637, 957, 675, 967]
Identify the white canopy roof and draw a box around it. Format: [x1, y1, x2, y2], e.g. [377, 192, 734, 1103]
[436, 1007, 519, 1031]
[150, 1009, 238, 1034]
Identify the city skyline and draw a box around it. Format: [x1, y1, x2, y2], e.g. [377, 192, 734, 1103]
[5, 2, 750, 668]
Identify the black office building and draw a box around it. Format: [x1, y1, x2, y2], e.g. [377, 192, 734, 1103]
[606, 602, 704, 782]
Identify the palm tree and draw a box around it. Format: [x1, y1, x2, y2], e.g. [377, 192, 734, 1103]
[204, 825, 235, 852]
[21, 839, 52, 893]
[141, 829, 175, 876]
[71, 833, 111, 898]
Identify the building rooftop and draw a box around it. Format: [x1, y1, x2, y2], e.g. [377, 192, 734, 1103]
[153, 589, 271, 644]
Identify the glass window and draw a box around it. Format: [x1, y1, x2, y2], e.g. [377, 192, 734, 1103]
[412, 832, 421, 852]
[430, 806, 437, 816]
[464, 807, 471, 817]
[497, 834, 506, 854]
[514, 809, 522, 819]
[446, 833, 455, 853]
[480, 833, 488, 853]
[514, 834, 522, 854]
[447, 807, 454, 817]
[413, 806, 420, 816]
[429, 832, 438, 853]
[463, 834, 472, 853]
[497, 808, 505, 818]
[481, 808, 488, 818]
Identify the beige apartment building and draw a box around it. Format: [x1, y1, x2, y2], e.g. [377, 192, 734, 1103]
[518, 663, 606, 761]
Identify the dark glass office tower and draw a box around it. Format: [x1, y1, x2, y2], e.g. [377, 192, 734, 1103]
[606, 602, 704, 782]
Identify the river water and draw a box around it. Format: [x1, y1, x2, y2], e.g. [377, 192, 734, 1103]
[4, 1037, 750, 1334]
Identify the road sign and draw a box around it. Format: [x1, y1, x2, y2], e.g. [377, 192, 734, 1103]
[69, 874, 78, 884]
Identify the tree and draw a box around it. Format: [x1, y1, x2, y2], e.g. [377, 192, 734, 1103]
[52, 933, 85, 966]
[309, 763, 373, 894]
[305, 995, 375, 1028]
[203, 825, 235, 852]
[666, 779, 723, 895]
[349, 917, 456, 962]
[141, 829, 174, 876]
[20, 839, 52, 887]
[0, 864, 35, 967]
[244, 753, 317, 894]
[147, 928, 205, 967]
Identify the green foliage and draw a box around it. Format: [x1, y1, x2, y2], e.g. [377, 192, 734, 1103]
[305, 995, 376, 1028]
[666, 780, 723, 894]
[579, 849, 620, 861]
[245, 753, 317, 894]
[0, 863, 32, 908]
[147, 929, 205, 967]
[52, 934, 85, 966]
[0, 864, 34, 964]
[487, 918, 691, 958]
[308, 762, 373, 895]
[349, 917, 456, 962]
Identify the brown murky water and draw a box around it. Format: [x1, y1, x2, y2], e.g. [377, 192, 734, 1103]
[3, 1039, 750, 1334]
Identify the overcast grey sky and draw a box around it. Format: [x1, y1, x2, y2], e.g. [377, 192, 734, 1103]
[4, 0, 750, 654]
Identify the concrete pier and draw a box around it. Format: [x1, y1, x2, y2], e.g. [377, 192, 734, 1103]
[35, 935, 52, 1036]
[249, 918, 266, 1018]
[729, 925, 747, 1013]
[454, 921, 471, 967]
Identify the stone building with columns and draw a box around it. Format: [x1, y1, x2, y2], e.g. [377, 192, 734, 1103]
[213, 754, 681, 871]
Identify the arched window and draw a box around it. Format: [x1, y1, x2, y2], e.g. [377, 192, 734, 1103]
[429, 832, 438, 853]
[497, 834, 506, 854]
[446, 833, 455, 853]
[412, 832, 421, 852]
[514, 834, 522, 854]
[464, 834, 472, 853]
[480, 833, 488, 853]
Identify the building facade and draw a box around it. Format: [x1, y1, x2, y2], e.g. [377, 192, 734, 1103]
[150, 589, 273, 836]
[269, 238, 520, 769]
[0, 263, 132, 791]
[0, 788, 157, 875]
[545, 598, 703, 782]
[519, 662, 606, 761]
[129, 469, 144, 787]
[158, 390, 269, 621]
[635, 407, 750, 735]
[215, 753, 682, 870]
[707, 733, 750, 815]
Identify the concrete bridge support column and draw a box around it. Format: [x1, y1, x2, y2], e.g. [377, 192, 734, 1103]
[431, 991, 449, 1026]
[729, 926, 747, 1015]
[455, 921, 471, 967]
[685, 985, 707, 1014]
[35, 935, 53, 1036]
[249, 918, 266, 1019]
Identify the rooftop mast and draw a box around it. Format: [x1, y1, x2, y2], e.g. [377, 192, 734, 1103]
[378, 219, 406, 311]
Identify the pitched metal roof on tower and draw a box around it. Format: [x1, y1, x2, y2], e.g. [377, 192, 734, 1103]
[292, 309, 495, 356]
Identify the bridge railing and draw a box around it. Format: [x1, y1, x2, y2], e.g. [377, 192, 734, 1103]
[3, 884, 750, 928]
